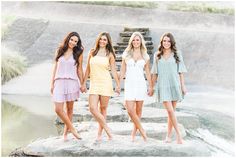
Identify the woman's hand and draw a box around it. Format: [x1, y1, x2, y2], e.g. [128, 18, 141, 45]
[115, 85, 121, 95]
[181, 85, 187, 95]
[147, 86, 154, 96]
[50, 84, 54, 95]
[80, 83, 87, 93]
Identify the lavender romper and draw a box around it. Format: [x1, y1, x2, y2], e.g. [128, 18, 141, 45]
[52, 55, 80, 102]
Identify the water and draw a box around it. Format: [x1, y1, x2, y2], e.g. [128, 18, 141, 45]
[1, 96, 58, 156]
[188, 128, 235, 156]
[1, 85, 235, 156]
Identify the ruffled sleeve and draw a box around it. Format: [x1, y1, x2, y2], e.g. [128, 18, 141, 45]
[177, 52, 187, 73]
[151, 52, 158, 74]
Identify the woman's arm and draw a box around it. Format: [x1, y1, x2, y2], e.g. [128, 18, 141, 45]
[179, 73, 187, 95]
[109, 54, 120, 94]
[82, 52, 91, 92]
[77, 54, 84, 86]
[50, 61, 58, 94]
[144, 60, 153, 96]
[119, 58, 126, 87]
[151, 74, 158, 88]
[151, 53, 158, 94]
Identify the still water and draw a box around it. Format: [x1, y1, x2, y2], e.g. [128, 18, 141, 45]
[1, 95, 59, 156]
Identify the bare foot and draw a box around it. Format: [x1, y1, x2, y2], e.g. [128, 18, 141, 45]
[63, 133, 68, 141]
[142, 132, 148, 142]
[108, 135, 113, 141]
[164, 136, 172, 143]
[131, 135, 135, 142]
[176, 137, 183, 144]
[71, 129, 82, 140]
[96, 135, 102, 142]
[143, 136, 147, 142]
[106, 128, 113, 140]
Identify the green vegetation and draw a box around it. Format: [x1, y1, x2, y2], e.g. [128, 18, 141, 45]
[2, 15, 16, 38]
[62, 1, 158, 9]
[167, 2, 234, 15]
[1, 46, 27, 84]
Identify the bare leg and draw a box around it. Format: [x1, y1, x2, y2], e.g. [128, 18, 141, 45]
[126, 101, 147, 141]
[97, 95, 109, 141]
[163, 101, 182, 144]
[89, 94, 112, 140]
[165, 101, 177, 143]
[54, 102, 81, 140]
[131, 101, 143, 141]
[63, 101, 74, 141]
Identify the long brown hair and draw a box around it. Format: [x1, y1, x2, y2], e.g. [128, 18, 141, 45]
[55, 32, 84, 66]
[157, 32, 179, 63]
[91, 32, 115, 59]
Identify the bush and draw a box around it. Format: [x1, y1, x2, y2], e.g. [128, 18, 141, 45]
[2, 15, 16, 39]
[1, 46, 27, 84]
[167, 2, 234, 15]
[62, 1, 158, 9]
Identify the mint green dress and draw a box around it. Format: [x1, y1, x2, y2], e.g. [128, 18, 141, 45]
[151, 52, 187, 103]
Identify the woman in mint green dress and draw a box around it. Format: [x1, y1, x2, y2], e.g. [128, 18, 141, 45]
[151, 32, 187, 144]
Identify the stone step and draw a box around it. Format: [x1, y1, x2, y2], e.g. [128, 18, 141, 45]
[124, 27, 150, 32]
[56, 105, 200, 129]
[115, 55, 122, 62]
[115, 50, 153, 55]
[117, 41, 153, 46]
[22, 134, 211, 156]
[73, 122, 186, 140]
[122, 36, 152, 42]
[55, 101, 128, 124]
[120, 31, 147, 37]
[114, 45, 154, 51]
[141, 107, 200, 129]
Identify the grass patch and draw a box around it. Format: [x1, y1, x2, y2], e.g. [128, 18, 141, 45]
[1, 46, 27, 84]
[2, 15, 16, 39]
[167, 2, 234, 15]
[61, 1, 158, 9]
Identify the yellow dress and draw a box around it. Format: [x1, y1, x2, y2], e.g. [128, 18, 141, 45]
[89, 56, 114, 96]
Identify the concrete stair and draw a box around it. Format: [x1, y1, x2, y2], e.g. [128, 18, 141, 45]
[114, 27, 154, 70]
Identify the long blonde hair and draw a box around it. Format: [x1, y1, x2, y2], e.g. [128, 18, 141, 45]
[123, 32, 149, 62]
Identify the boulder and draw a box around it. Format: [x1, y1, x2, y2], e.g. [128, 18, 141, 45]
[22, 133, 211, 156]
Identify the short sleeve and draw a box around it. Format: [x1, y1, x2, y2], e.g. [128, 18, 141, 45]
[151, 52, 158, 74]
[177, 52, 187, 73]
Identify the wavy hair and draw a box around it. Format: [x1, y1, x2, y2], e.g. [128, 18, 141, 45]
[91, 32, 115, 58]
[157, 32, 179, 63]
[123, 32, 149, 62]
[55, 32, 84, 67]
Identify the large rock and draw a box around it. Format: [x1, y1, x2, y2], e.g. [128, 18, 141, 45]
[21, 133, 211, 156]
[56, 102, 200, 129]
[141, 107, 200, 129]
[73, 122, 187, 140]
[55, 102, 128, 124]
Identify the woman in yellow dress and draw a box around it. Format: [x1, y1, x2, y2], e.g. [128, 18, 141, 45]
[82, 32, 120, 141]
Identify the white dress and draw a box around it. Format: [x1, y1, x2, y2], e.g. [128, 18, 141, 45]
[124, 57, 148, 101]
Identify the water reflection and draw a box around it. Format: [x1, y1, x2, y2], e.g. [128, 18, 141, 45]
[1, 99, 58, 156]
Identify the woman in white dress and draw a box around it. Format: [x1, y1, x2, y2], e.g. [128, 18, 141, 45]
[120, 32, 153, 141]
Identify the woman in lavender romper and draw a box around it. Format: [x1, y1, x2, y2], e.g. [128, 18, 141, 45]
[50, 32, 85, 140]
